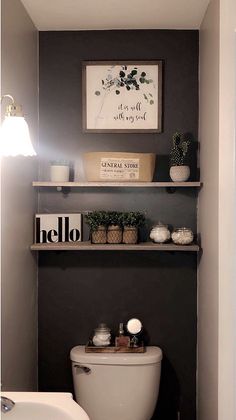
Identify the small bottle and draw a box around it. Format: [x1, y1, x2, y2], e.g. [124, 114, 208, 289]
[115, 323, 130, 347]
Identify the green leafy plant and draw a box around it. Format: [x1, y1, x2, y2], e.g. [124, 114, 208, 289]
[170, 132, 190, 166]
[85, 210, 146, 231]
[121, 212, 146, 228]
[107, 211, 123, 227]
[85, 211, 109, 231]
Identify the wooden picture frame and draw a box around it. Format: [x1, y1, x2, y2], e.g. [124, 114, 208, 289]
[82, 61, 163, 133]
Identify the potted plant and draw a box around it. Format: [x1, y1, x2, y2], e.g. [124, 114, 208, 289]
[107, 211, 123, 244]
[169, 132, 190, 182]
[85, 211, 109, 244]
[121, 212, 146, 244]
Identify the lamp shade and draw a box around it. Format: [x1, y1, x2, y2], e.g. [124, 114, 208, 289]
[0, 116, 36, 156]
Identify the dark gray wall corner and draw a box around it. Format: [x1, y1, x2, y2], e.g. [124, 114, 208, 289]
[39, 29, 199, 420]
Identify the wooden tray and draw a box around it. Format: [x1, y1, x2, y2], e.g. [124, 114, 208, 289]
[85, 344, 146, 353]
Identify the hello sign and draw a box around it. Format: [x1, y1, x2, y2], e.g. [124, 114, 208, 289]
[35, 214, 82, 243]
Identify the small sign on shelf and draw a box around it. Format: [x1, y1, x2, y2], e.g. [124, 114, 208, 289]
[35, 213, 82, 244]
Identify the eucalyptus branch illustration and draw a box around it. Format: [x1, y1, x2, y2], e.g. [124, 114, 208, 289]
[94, 85, 117, 127]
[93, 65, 155, 126]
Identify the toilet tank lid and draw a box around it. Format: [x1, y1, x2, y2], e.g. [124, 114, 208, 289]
[70, 346, 162, 365]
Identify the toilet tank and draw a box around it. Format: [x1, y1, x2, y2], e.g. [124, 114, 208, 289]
[70, 346, 162, 420]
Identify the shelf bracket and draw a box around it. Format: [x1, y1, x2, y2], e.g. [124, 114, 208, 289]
[55, 186, 71, 195]
[166, 186, 176, 194]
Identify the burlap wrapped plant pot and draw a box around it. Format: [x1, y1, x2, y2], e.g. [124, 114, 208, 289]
[91, 226, 107, 244]
[122, 227, 138, 244]
[107, 225, 122, 244]
[121, 212, 145, 244]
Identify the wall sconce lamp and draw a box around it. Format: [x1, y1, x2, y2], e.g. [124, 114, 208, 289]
[0, 94, 36, 156]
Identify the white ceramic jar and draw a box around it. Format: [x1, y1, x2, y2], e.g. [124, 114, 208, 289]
[92, 323, 111, 347]
[50, 161, 70, 182]
[171, 228, 194, 245]
[150, 223, 171, 243]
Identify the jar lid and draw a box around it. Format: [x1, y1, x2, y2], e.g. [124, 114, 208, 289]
[50, 159, 70, 166]
[152, 222, 168, 229]
[94, 323, 111, 333]
[174, 227, 193, 232]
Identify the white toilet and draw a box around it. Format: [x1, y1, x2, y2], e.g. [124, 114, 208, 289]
[70, 345, 162, 420]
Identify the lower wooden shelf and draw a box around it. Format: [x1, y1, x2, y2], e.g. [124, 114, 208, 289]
[30, 241, 200, 252]
[32, 181, 202, 188]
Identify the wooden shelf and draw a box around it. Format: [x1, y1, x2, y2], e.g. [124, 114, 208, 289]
[85, 345, 145, 353]
[32, 181, 202, 188]
[30, 241, 200, 252]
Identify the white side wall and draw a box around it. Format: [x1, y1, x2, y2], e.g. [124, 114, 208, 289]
[198, 0, 236, 419]
[218, 0, 236, 417]
[198, 1, 220, 418]
[1, 0, 38, 390]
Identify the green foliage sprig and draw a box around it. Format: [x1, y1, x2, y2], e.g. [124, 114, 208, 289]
[85, 211, 109, 231]
[85, 211, 146, 230]
[170, 132, 190, 166]
[107, 211, 123, 227]
[121, 212, 146, 228]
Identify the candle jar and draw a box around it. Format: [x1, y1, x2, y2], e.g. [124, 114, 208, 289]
[50, 161, 70, 182]
[171, 227, 194, 245]
[92, 323, 111, 347]
[150, 223, 171, 243]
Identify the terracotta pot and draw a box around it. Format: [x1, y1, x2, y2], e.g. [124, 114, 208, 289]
[91, 226, 107, 244]
[170, 165, 190, 182]
[123, 227, 138, 244]
[107, 225, 122, 244]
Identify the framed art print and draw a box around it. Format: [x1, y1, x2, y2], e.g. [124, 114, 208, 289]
[82, 61, 163, 133]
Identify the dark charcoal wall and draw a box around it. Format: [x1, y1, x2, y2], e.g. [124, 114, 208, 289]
[39, 30, 199, 420]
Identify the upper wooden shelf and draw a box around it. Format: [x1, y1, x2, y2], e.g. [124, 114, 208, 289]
[32, 181, 202, 188]
[30, 241, 200, 252]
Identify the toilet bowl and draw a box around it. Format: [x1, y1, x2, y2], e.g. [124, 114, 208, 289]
[70, 345, 162, 420]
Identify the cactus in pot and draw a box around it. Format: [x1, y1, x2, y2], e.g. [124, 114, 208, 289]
[169, 132, 190, 182]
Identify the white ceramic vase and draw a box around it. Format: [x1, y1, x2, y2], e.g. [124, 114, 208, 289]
[170, 165, 190, 182]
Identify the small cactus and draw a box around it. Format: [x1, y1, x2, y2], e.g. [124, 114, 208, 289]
[170, 132, 190, 166]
